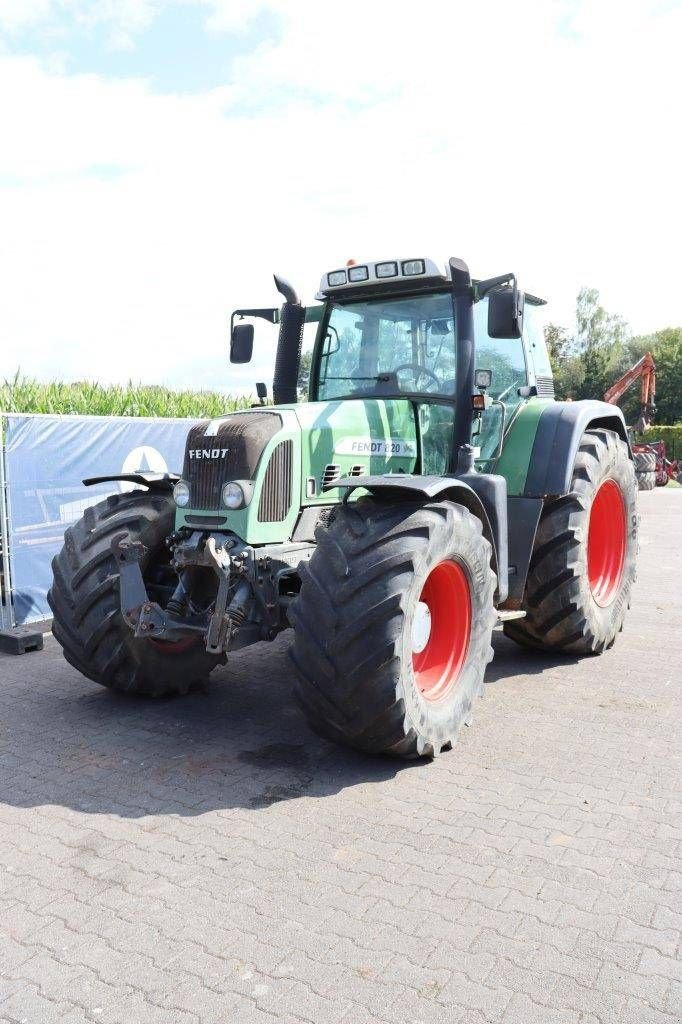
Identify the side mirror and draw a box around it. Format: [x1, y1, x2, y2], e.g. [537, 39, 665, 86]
[230, 322, 254, 364]
[488, 286, 524, 339]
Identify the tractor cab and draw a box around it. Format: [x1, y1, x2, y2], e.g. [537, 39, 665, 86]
[231, 256, 552, 477]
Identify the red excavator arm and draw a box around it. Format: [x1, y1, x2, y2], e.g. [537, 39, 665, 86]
[604, 351, 656, 432]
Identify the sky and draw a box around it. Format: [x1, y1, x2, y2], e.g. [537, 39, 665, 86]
[0, 0, 680, 396]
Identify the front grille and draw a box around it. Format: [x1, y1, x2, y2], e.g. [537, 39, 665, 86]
[536, 376, 555, 398]
[183, 412, 281, 509]
[322, 464, 341, 488]
[258, 440, 293, 523]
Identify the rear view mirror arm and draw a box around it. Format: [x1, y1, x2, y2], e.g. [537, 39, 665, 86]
[473, 273, 516, 302]
[230, 307, 280, 334]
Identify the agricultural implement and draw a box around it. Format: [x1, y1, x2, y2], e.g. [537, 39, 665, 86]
[603, 351, 681, 488]
[49, 257, 638, 758]
[631, 438, 681, 488]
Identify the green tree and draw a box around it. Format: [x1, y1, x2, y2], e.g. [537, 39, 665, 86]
[543, 286, 682, 428]
[621, 327, 682, 426]
[544, 323, 584, 399]
[297, 349, 313, 400]
[575, 287, 630, 352]
[572, 287, 630, 402]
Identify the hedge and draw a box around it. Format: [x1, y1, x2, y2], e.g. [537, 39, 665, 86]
[638, 424, 682, 457]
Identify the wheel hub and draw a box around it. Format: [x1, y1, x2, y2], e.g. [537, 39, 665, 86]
[587, 478, 627, 607]
[411, 602, 432, 654]
[412, 559, 471, 702]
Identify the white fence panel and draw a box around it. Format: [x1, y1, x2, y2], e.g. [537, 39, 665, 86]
[0, 413, 198, 627]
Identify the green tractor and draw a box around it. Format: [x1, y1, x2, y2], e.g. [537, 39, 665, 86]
[49, 257, 638, 758]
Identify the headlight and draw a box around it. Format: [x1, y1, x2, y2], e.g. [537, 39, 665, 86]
[375, 261, 398, 278]
[173, 480, 190, 507]
[222, 481, 245, 509]
[327, 269, 347, 287]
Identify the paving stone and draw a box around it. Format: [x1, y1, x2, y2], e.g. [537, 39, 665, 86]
[0, 489, 679, 1022]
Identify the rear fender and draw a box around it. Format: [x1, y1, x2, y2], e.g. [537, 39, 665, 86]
[330, 473, 509, 603]
[523, 401, 631, 498]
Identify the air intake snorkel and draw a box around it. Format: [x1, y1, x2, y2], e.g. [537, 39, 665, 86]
[272, 274, 305, 405]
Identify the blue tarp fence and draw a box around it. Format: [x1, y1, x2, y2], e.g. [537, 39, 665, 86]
[0, 413, 199, 627]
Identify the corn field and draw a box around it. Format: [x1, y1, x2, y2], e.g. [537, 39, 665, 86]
[1, 374, 250, 418]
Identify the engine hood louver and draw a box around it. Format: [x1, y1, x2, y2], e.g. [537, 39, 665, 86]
[258, 440, 293, 522]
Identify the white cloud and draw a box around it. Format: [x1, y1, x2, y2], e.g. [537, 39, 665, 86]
[0, 0, 680, 396]
[0, 0, 159, 44]
[0, 0, 52, 31]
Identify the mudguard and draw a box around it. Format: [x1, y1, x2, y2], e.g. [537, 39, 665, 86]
[523, 401, 630, 498]
[329, 473, 509, 603]
[83, 472, 179, 492]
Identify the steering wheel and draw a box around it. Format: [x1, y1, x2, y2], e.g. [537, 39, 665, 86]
[394, 362, 441, 390]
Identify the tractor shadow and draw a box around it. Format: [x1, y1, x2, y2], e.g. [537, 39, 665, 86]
[0, 634, 415, 819]
[486, 629, 582, 684]
[0, 630, 577, 821]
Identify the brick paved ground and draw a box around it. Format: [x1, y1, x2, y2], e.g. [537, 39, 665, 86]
[1, 489, 680, 1024]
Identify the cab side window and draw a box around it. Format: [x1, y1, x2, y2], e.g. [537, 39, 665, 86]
[473, 298, 528, 459]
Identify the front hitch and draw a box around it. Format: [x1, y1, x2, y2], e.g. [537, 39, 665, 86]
[111, 534, 211, 646]
[203, 537, 233, 654]
[112, 534, 150, 629]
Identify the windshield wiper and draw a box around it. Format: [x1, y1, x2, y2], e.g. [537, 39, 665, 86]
[496, 380, 522, 403]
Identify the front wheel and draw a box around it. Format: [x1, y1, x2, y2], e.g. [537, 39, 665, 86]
[504, 428, 637, 654]
[48, 489, 223, 695]
[290, 499, 496, 758]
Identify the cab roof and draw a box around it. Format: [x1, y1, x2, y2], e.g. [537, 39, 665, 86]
[316, 257, 546, 305]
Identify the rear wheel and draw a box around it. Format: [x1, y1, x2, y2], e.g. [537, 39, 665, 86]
[634, 451, 656, 473]
[48, 489, 222, 695]
[504, 428, 637, 654]
[290, 499, 496, 758]
[637, 471, 656, 492]
[634, 450, 656, 492]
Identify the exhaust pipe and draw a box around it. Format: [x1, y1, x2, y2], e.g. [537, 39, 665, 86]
[272, 274, 305, 405]
[449, 257, 475, 475]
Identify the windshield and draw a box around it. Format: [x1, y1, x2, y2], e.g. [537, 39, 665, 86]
[316, 291, 456, 401]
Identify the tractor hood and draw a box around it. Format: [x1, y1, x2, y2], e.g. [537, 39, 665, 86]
[175, 398, 418, 544]
[293, 398, 418, 501]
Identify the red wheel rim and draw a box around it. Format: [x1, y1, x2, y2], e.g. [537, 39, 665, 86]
[412, 560, 471, 702]
[587, 479, 626, 607]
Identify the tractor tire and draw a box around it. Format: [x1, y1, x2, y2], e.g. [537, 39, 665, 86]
[634, 451, 656, 472]
[290, 499, 496, 759]
[637, 471, 656, 492]
[48, 489, 222, 695]
[504, 428, 637, 655]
